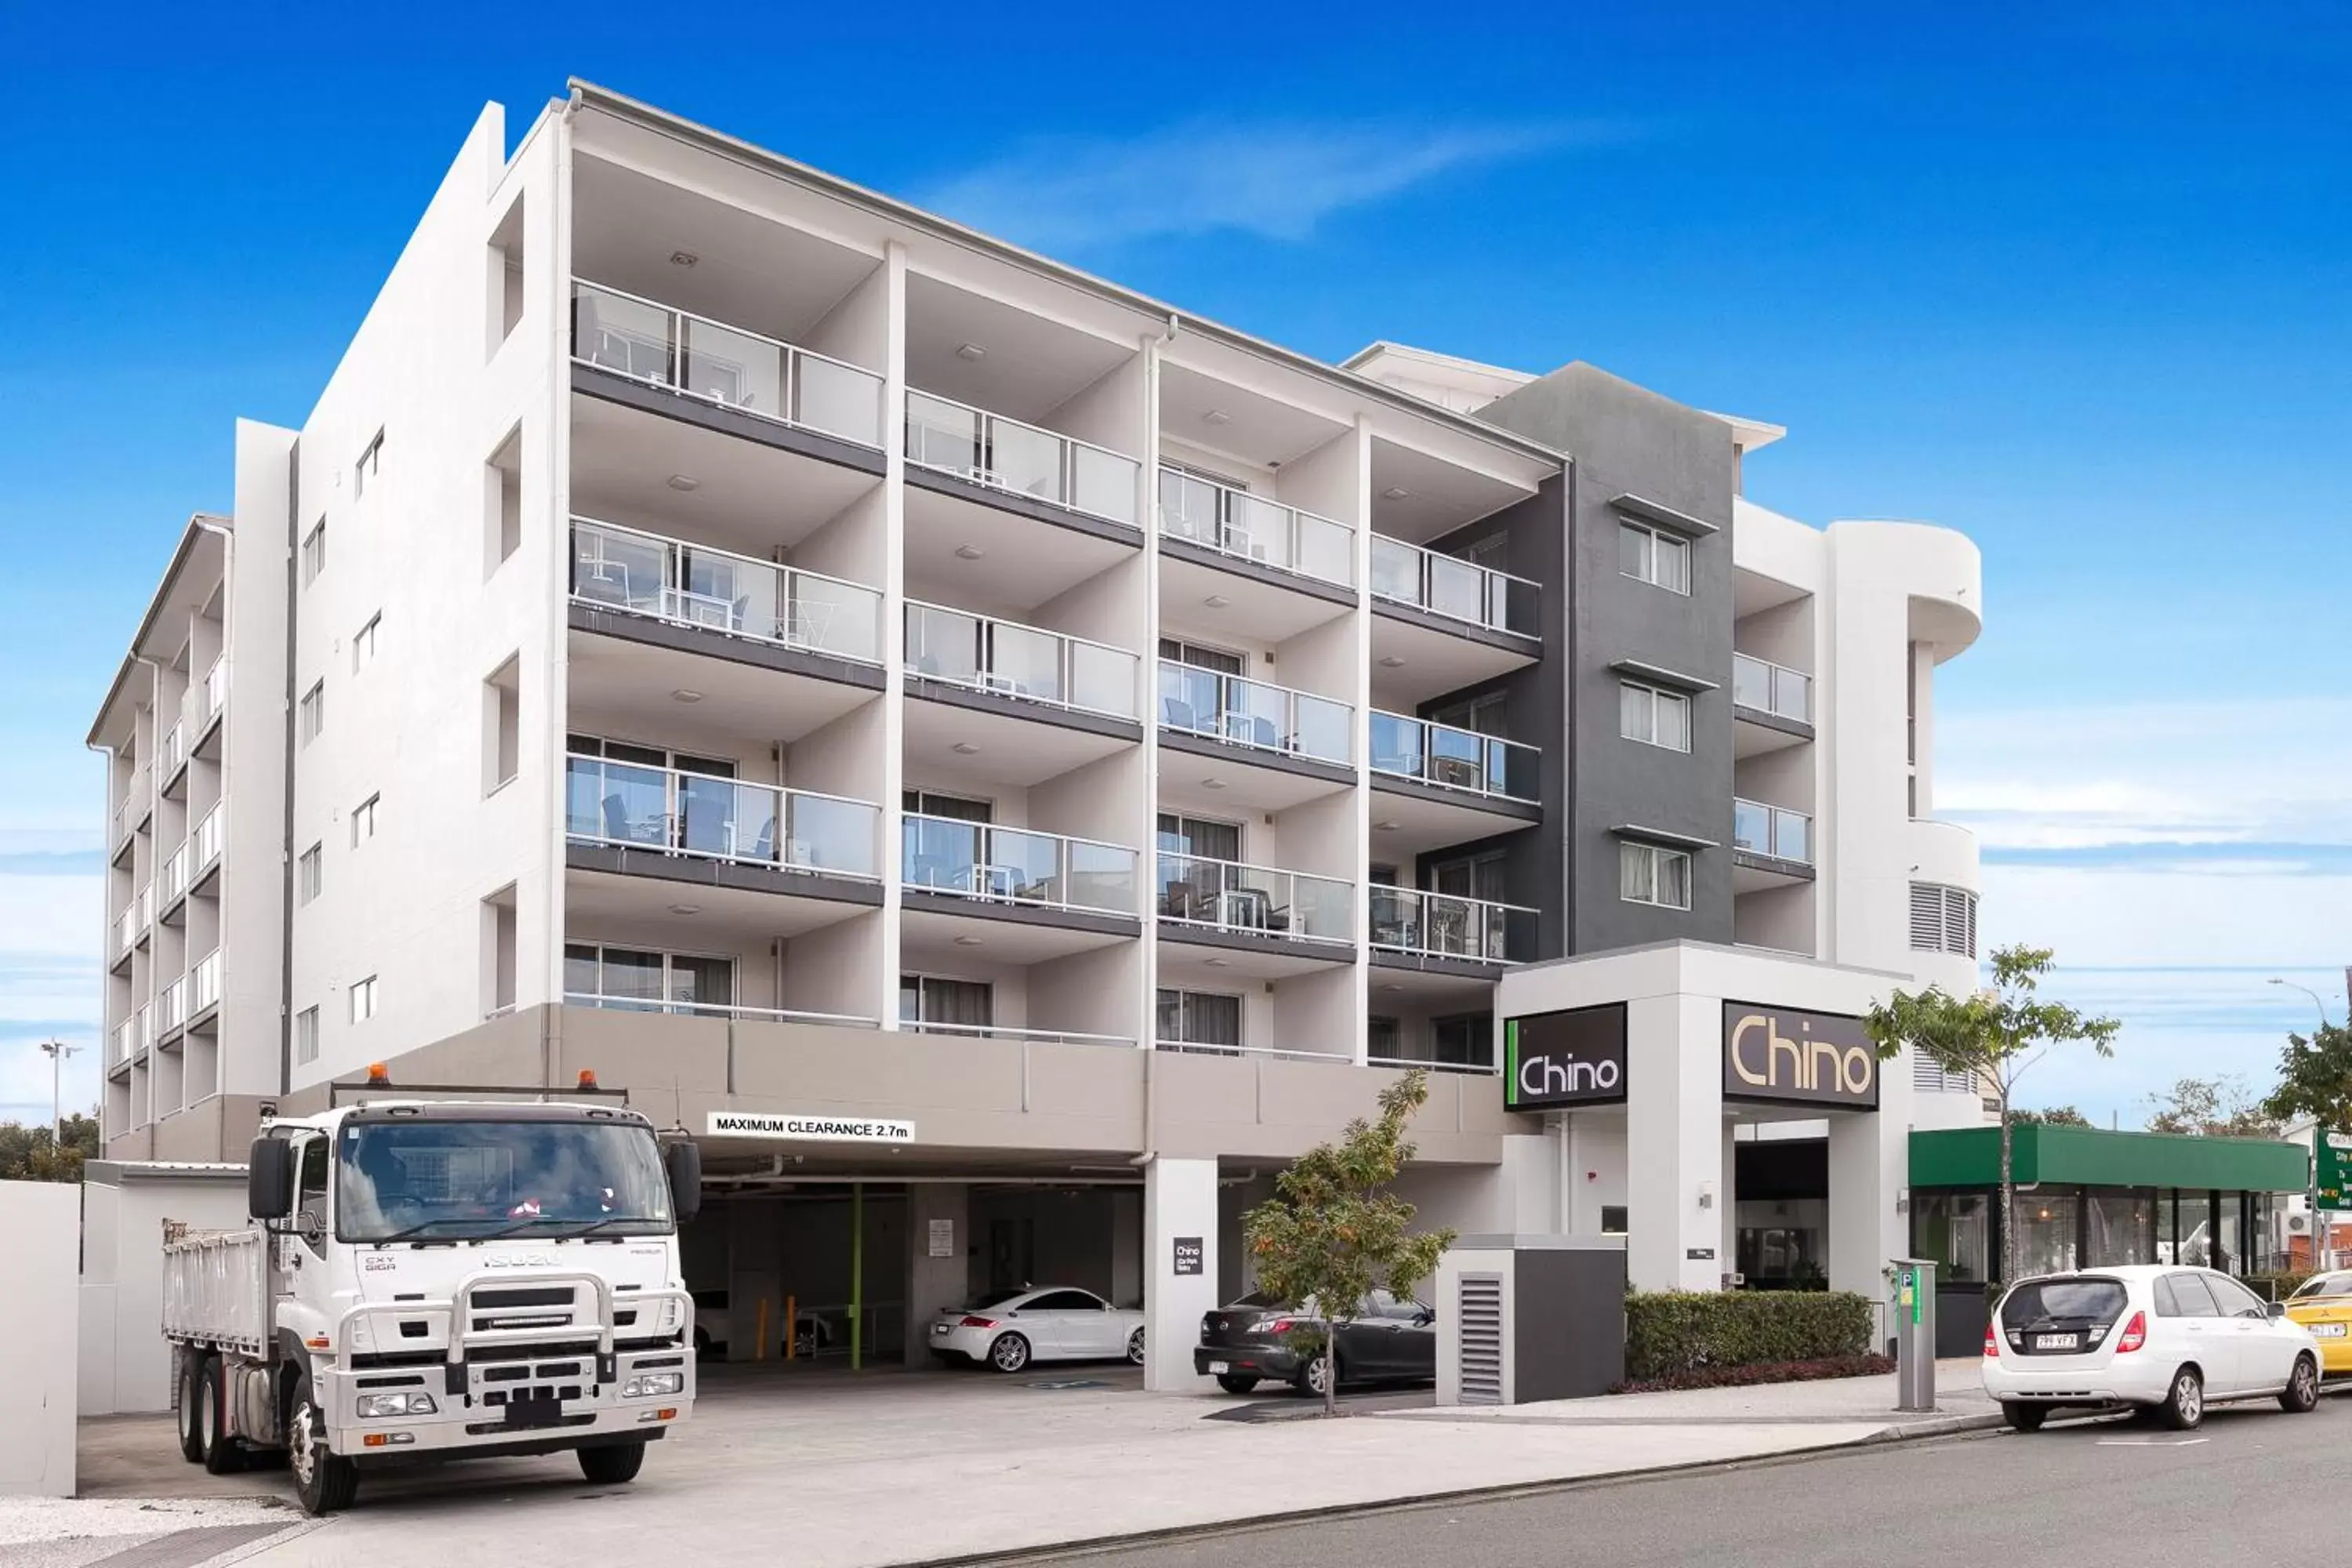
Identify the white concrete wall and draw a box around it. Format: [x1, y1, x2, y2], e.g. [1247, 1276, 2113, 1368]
[0, 1182, 79, 1496]
[78, 1171, 252, 1416]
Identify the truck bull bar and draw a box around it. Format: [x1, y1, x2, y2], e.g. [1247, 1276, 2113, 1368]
[333, 1271, 693, 1392]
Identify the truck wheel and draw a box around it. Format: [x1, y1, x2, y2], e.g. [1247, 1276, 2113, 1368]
[200, 1359, 245, 1475]
[176, 1353, 209, 1464]
[288, 1373, 358, 1515]
[577, 1442, 646, 1485]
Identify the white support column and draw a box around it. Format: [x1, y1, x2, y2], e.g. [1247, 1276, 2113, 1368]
[1828, 1100, 1909, 1305]
[903, 1183, 970, 1363]
[877, 241, 909, 1025]
[1624, 993, 1726, 1290]
[1142, 1156, 1218, 1392]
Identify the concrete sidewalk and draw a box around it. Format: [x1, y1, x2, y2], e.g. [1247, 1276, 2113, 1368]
[49, 1360, 2000, 1568]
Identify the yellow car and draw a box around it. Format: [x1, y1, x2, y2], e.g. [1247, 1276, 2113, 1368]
[2284, 1272, 2352, 1374]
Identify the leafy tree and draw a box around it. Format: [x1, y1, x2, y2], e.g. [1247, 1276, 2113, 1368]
[1241, 1069, 1456, 1417]
[2144, 1076, 2281, 1138]
[1864, 946, 2119, 1284]
[2263, 1022, 2352, 1134]
[0, 1113, 100, 1184]
[2012, 1105, 2092, 1127]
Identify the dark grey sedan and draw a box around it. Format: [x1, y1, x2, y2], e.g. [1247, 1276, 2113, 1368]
[1193, 1289, 1436, 1396]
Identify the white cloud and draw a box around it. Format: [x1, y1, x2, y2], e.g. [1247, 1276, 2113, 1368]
[916, 118, 1618, 251]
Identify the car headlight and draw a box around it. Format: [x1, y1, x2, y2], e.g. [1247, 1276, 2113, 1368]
[355, 1392, 438, 1418]
[622, 1371, 685, 1399]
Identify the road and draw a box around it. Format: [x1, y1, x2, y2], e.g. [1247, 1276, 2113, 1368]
[1021, 1403, 2337, 1566]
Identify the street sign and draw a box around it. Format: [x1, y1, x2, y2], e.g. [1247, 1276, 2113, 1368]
[2316, 1131, 2352, 1211]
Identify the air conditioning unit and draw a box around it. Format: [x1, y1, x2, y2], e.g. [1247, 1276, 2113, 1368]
[2287, 1212, 2314, 1236]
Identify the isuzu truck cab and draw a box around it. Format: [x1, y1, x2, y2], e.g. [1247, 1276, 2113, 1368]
[162, 1080, 702, 1514]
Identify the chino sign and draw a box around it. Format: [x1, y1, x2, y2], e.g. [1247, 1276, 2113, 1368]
[1504, 1004, 1628, 1111]
[1721, 1002, 1879, 1110]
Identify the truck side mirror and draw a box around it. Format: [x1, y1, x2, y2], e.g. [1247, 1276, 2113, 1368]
[664, 1139, 702, 1225]
[248, 1138, 292, 1221]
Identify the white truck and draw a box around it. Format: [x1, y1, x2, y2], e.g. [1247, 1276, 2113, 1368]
[162, 1086, 702, 1514]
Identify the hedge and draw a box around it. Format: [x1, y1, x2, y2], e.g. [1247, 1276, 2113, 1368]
[1613, 1352, 1893, 1395]
[1623, 1290, 1875, 1381]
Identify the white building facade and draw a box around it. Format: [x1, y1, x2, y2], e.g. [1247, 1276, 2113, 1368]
[89, 82, 1985, 1387]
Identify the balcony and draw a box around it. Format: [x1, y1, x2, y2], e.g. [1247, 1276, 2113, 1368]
[1732, 653, 1814, 756]
[1733, 798, 1815, 887]
[1370, 887, 1538, 967]
[134, 882, 153, 946]
[1156, 662, 1353, 793]
[159, 720, 187, 791]
[189, 949, 222, 1019]
[571, 278, 887, 451]
[565, 754, 884, 909]
[565, 993, 880, 1030]
[157, 978, 183, 1043]
[1370, 712, 1537, 802]
[900, 1020, 1135, 1048]
[192, 804, 223, 882]
[904, 601, 1139, 724]
[1156, 468, 1354, 592]
[111, 1018, 133, 1070]
[111, 766, 149, 857]
[570, 516, 884, 674]
[900, 816, 1138, 920]
[1370, 536, 1538, 637]
[135, 1004, 152, 1059]
[159, 841, 190, 914]
[1156, 851, 1352, 962]
[114, 901, 136, 960]
[906, 390, 1141, 532]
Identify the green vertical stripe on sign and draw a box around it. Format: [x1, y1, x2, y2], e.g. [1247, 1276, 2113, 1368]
[1504, 1020, 1519, 1107]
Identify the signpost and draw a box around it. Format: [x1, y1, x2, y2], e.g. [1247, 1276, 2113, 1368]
[2312, 1131, 2352, 1273]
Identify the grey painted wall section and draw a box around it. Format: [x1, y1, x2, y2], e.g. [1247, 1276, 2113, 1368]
[1475, 364, 1737, 953]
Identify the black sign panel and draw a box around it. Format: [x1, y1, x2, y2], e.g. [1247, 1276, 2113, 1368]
[1504, 1004, 1628, 1111]
[1721, 1002, 1879, 1110]
[1172, 1236, 1203, 1276]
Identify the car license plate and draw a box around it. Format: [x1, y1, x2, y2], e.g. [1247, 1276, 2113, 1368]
[931, 1323, 950, 1336]
[2313, 1323, 2347, 1338]
[1207, 1360, 1230, 1375]
[2037, 1333, 2080, 1351]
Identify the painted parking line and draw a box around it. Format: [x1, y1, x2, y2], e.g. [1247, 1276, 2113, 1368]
[2095, 1436, 2210, 1447]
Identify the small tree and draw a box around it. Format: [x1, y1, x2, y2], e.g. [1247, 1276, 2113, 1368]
[1242, 1069, 1456, 1417]
[2262, 1022, 2352, 1134]
[1864, 946, 2118, 1284]
[2013, 1105, 2092, 1128]
[0, 1114, 100, 1183]
[2145, 1076, 2281, 1138]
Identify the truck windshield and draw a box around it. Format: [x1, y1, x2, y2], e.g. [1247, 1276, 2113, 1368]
[337, 1118, 673, 1242]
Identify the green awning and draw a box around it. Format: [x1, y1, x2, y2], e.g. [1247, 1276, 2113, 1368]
[1911, 1124, 2308, 1193]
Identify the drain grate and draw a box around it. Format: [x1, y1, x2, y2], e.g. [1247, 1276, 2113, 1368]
[84, 1523, 296, 1568]
[1024, 1378, 1109, 1391]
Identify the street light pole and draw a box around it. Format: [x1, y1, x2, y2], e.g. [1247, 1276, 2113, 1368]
[37, 1040, 79, 1142]
[2271, 979, 2338, 1273]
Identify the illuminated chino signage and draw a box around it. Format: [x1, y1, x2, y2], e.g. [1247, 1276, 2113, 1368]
[1504, 1004, 1628, 1111]
[1721, 1002, 1878, 1110]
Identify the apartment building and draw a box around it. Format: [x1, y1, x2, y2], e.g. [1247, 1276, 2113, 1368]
[88, 82, 1984, 1388]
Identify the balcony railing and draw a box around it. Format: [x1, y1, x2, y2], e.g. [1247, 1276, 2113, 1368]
[158, 980, 183, 1037]
[1157, 661, 1352, 766]
[1369, 536, 1538, 636]
[191, 949, 222, 1015]
[1370, 887, 1537, 964]
[904, 601, 1139, 720]
[205, 655, 228, 722]
[161, 842, 190, 907]
[1733, 798, 1814, 864]
[904, 390, 1140, 528]
[564, 992, 880, 1029]
[194, 804, 223, 873]
[1369, 712, 1538, 802]
[112, 1019, 132, 1066]
[567, 756, 881, 880]
[571, 517, 883, 666]
[902, 1020, 1135, 1048]
[1156, 852, 1352, 942]
[116, 901, 136, 955]
[1732, 652, 1813, 724]
[111, 767, 147, 848]
[1367, 1052, 1501, 1076]
[1156, 468, 1354, 589]
[135, 1004, 152, 1056]
[570, 278, 887, 448]
[1154, 1040, 1351, 1065]
[136, 882, 154, 937]
[160, 720, 187, 779]
[900, 815, 1138, 917]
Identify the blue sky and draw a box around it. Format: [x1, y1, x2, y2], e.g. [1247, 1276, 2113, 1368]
[3, 4, 2347, 1126]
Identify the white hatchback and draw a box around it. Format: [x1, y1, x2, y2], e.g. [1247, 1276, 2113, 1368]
[926, 1287, 1146, 1374]
[1982, 1264, 2322, 1431]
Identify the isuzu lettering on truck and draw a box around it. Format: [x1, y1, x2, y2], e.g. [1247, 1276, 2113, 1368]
[162, 1076, 702, 1514]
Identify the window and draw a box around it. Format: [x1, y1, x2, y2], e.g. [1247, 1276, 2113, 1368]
[348, 975, 378, 1025]
[1619, 522, 1690, 594]
[298, 681, 325, 746]
[1619, 681, 1691, 752]
[1156, 637, 1245, 675]
[301, 519, 328, 586]
[350, 793, 379, 847]
[2162, 1272, 2220, 1317]
[486, 426, 523, 573]
[1156, 988, 1242, 1049]
[902, 790, 990, 822]
[1368, 1016, 1401, 1061]
[2205, 1273, 2267, 1319]
[488, 193, 526, 353]
[297, 844, 322, 906]
[1432, 1014, 1494, 1068]
[1430, 690, 1507, 736]
[564, 944, 735, 1013]
[898, 974, 992, 1033]
[352, 613, 379, 673]
[1601, 1207, 1628, 1236]
[294, 1006, 319, 1065]
[1620, 842, 1693, 909]
[355, 430, 383, 497]
[1908, 883, 1977, 957]
[484, 655, 520, 793]
[1028, 1289, 1107, 1312]
[1156, 812, 1242, 862]
[295, 1137, 329, 1253]
[1431, 852, 1507, 902]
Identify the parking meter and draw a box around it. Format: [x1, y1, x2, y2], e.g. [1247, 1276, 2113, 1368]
[1891, 1256, 1937, 1411]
